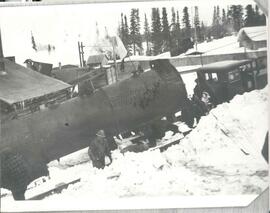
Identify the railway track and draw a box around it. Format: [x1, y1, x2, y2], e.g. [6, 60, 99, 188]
[27, 178, 81, 200]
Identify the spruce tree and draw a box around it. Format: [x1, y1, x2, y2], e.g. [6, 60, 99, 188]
[135, 9, 142, 50]
[119, 13, 125, 42]
[230, 5, 243, 32]
[130, 8, 141, 55]
[216, 6, 221, 25]
[161, 7, 170, 52]
[171, 7, 176, 26]
[48, 44, 51, 53]
[31, 32, 37, 51]
[211, 6, 217, 38]
[175, 10, 181, 47]
[216, 6, 223, 38]
[194, 6, 202, 42]
[226, 6, 234, 35]
[170, 9, 181, 56]
[182, 7, 191, 31]
[222, 9, 226, 24]
[244, 5, 255, 27]
[212, 6, 217, 26]
[151, 8, 162, 55]
[211, 6, 223, 39]
[144, 13, 151, 55]
[181, 7, 193, 53]
[254, 5, 266, 26]
[170, 7, 177, 52]
[124, 15, 131, 54]
[221, 9, 227, 36]
[259, 14, 266, 25]
[254, 5, 260, 23]
[201, 21, 206, 41]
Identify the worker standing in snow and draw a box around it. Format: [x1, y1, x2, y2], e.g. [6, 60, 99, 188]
[191, 95, 207, 124]
[193, 79, 203, 99]
[88, 130, 112, 169]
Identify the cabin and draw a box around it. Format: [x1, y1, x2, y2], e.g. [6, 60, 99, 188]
[0, 58, 71, 121]
[237, 26, 267, 50]
[87, 54, 109, 69]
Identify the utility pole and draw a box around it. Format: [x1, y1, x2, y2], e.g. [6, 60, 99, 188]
[78, 41, 82, 67]
[112, 41, 118, 81]
[0, 28, 6, 73]
[80, 42, 85, 67]
[0, 28, 3, 58]
[78, 41, 85, 67]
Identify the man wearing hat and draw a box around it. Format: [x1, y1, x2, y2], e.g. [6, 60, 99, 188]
[88, 130, 113, 169]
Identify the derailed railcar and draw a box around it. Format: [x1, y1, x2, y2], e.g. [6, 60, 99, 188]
[0, 58, 192, 200]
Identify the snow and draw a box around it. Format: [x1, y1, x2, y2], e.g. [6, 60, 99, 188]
[121, 35, 267, 66]
[2, 86, 267, 203]
[238, 26, 267, 42]
[177, 69, 198, 96]
[183, 35, 267, 56]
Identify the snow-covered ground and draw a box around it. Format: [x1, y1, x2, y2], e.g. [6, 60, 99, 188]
[45, 87, 269, 200]
[2, 86, 267, 203]
[184, 35, 267, 56]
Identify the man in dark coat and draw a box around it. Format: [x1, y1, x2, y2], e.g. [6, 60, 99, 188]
[193, 79, 203, 99]
[88, 130, 112, 169]
[191, 95, 207, 124]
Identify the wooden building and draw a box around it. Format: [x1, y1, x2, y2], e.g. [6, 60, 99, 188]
[87, 54, 108, 69]
[237, 26, 267, 50]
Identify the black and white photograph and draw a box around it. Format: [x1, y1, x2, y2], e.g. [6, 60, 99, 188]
[0, 0, 268, 211]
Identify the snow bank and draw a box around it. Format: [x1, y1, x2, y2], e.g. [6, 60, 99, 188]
[38, 87, 268, 200]
[184, 35, 267, 56]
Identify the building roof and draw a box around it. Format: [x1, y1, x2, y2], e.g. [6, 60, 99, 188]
[87, 54, 108, 65]
[0, 59, 71, 105]
[237, 26, 267, 42]
[53, 67, 91, 84]
[198, 59, 252, 73]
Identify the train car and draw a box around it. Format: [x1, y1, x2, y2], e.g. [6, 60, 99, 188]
[0, 57, 192, 200]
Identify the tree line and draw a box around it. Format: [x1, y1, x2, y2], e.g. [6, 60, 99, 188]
[118, 4, 266, 57]
[211, 4, 266, 39]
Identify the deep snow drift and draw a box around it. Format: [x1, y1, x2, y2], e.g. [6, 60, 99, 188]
[19, 87, 267, 200]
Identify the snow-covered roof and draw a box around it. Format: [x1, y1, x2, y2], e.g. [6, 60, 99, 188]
[0, 59, 71, 105]
[237, 26, 267, 42]
[199, 59, 251, 71]
[198, 59, 252, 72]
[87, 54, 108, 65]
[184, 34, 267, 57]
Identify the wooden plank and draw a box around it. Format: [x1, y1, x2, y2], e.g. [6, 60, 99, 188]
[27, 178, 81, 200]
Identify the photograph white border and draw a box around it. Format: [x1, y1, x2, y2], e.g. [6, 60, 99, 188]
[0, 0, 268, 212]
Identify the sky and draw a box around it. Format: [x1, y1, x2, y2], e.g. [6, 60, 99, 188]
[0, 0, 256, 65]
